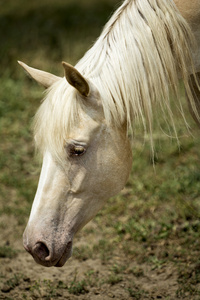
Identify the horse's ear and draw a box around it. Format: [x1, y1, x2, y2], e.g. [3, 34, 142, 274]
[62, 62, 90, 97]
[18, 61, 61, 88]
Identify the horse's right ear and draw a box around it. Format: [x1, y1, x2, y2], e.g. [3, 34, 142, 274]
[18, 61, 61, 88]
[62, 62, 90, 97]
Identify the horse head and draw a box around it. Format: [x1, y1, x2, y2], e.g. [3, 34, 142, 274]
[19, 61, 132, 267]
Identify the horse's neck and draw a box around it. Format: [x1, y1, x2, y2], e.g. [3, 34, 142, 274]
[174, 0, 200, 24]
[174, 0, 200, 72]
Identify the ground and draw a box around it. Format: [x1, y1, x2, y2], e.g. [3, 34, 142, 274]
[1, 209, 200, 300]
[1, 131, 200, 299]
[0, 0, 200, 299]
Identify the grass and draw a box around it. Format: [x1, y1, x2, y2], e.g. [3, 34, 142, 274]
[0, 245, 17, 259]
[127, 286, 147, 299]
[73, 245, 93, 261]
[68, 278, 88, 295]
[0, 0, 200, 299]
[1, 274, 22, 293]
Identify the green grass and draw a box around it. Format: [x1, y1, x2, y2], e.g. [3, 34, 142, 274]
[127, 285, 147, 299]
[0, 246, 17, 258]
[0, 0, 200, 299]
[68, 279, 88, 295]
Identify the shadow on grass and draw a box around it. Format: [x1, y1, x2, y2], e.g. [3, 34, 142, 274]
[0, 0, 119, 76]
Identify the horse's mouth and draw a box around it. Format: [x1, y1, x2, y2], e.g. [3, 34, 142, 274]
[54, 241, 73, 267]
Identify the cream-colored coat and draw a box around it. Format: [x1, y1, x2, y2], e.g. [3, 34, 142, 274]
[19, 0, 200, 267]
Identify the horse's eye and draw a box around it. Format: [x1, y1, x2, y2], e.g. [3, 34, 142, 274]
[70, 145, 86, 156]
[74, 146, 85, 156]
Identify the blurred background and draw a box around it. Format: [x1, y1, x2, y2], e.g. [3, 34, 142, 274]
[0, 0, 119, 75]
[0, 0, 200, 299]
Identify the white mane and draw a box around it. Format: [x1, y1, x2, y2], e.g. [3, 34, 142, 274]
[34, 0, 197, 157]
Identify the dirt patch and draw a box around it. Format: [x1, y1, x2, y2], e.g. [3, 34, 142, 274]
[0, 218, 195, 300]
[0, 247, 178, 299]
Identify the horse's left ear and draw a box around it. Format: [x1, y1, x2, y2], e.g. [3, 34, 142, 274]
[18, 61, 61, 88]
[62, 62, 90, 97]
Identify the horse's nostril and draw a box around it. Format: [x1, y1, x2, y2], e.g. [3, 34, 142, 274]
[33, 242, 50, 261]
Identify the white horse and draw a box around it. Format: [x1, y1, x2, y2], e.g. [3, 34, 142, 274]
[19, 0, 200, 267]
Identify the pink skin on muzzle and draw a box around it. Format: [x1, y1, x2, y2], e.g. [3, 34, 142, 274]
[23, 226, 73, 267]
[24, 240, 73, 267]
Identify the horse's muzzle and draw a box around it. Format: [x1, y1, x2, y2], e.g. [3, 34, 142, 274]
[23, 231, 73, 267]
